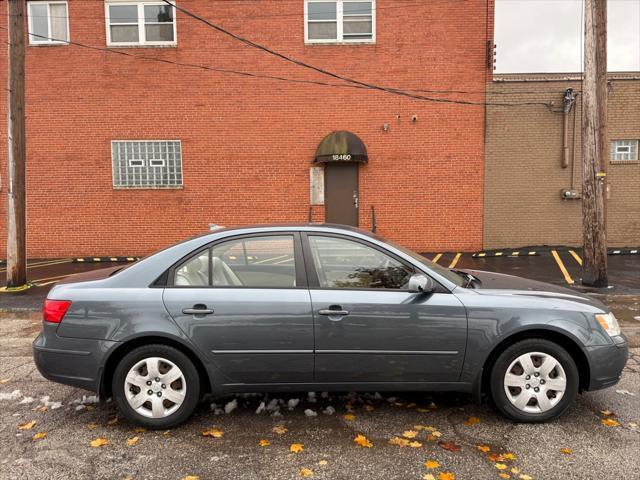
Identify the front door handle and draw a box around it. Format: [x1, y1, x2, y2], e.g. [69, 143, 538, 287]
[182, 304, 214, 315]
[318, 309, 349, 316]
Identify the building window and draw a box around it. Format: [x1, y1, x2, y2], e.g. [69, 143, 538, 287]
[105, 1, 177, 46]
[27, 1, 69, 45]
[305, 0, 375, 44]
[611, 140, 638, 162]
[112, 140, 183, 188]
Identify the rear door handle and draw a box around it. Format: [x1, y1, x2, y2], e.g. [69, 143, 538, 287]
[182, 305, 214, 315]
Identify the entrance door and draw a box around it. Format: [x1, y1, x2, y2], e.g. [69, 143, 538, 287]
[325, 163, 358, 226]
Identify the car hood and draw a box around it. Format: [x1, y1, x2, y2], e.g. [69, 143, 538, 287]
[460, 269, 607, 310]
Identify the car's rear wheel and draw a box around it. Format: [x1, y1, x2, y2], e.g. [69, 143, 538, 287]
[112, 344, 200, 428]
[489, 338, 579, 422]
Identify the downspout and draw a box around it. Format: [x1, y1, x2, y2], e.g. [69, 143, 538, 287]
[562, 88, 576, 168]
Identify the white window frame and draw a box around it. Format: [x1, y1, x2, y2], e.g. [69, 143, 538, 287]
[105, 0, 177, 47]
[304, 0, 376, 45]
[27, 1, 70, 45]
[611, 139, 639, 162]
[112, 140, 183, 189]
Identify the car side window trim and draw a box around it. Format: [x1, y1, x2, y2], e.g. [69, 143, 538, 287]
[163, 232, 308, 289]
[301, 232, 447, 292]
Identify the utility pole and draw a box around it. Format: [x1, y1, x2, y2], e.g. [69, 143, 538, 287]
[6, 0, 27, 289]
[581, 0, 608, 287]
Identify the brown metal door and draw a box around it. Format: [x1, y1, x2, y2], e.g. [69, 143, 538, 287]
[324, 163, 359, 226]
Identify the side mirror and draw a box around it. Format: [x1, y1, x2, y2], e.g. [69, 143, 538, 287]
[407, 274, 435, 293]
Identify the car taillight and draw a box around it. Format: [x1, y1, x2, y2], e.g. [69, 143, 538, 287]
[43, 299, 72, 323]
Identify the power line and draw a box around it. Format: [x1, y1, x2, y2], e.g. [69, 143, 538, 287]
[160, 0, 554, 108]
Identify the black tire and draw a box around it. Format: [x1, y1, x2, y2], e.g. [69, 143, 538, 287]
[489, 338, 579, 422]
[112, 344, 201, 429]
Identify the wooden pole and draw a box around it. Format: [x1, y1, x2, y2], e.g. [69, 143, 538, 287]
[581, 0, 608, 287]
[6, 0, 27, 289]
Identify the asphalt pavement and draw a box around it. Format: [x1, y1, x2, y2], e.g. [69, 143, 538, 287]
[0, 313, 639, 480]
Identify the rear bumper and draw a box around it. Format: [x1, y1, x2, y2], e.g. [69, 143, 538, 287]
[32, 323, 117, 393]
[586, 334, 629, 391]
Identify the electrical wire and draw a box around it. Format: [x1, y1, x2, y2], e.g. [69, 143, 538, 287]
[160, 0, 555, 108]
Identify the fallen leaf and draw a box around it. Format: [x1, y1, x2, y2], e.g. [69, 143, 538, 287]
[273, 425, 288, 435]
[33, 406, 48, 413]
[601, 418, 620, 427]
[425, 426, 438, 432]
[318, 460, 328, 466]
[495, 463, 508, 470]
[18, 421, 36, 430]
[343, 413, 356, 421]
[290, 443, 304, 453]
[163, 430, 171, 436]
[181, 476, 200, 480]
[202, 428, 224, 438]
[409, 441, 423, 448]
[127, 436, 140, 446]
[354, 434, 373, 448]
[87, 423, 98, 430]
[511, 468, 521, 475]
[90, 437, 109, 448]
[423, 475, 436, 480]
[463, 416, 481, 426]
[629, 422, 638, 428]
[389, 436, 410, 447]
[107, 416, 119, 425]
[299, 468, 314, 477]
[498, 474, 511, 479]
[134, 427, 146, 433]
[502, 453, 516, 461]
[518, 475, 533, 480]
[32, 432, 47, 440]
[489, 453, 505, 462]
[424, 460, 441, 469]
[364, 405, 375, 412]
[403, 430, 418, 438]
[600, 409, 614, 416]
[438, 441, 461, 453]
[259, 439, 270, 447]
[476, 444, 491, 453]
[559, 448, 572, 455]
[0, 378, 10, 384]
[416, 408, 431, 413]
[439, 473, 455, 480]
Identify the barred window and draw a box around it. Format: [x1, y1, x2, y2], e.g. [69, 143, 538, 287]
[611, 140, 638, 162]
[112, 140, 183, 188]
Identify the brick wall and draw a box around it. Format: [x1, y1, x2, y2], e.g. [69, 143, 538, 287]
[484, 73, 640, 248]
[0, 0, 491, 258]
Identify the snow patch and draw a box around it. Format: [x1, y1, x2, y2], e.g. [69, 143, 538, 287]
[287, 398, 300, 410]
[224, 399, 238, 414]
[322, 406, 335, 415]
[304, 409, 318, 417]
[0, 390, 22, 401]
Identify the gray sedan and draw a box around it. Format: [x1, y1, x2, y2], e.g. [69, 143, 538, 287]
[33, 224, 628, 428]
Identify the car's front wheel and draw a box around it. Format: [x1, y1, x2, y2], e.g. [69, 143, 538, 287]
[489, 338, 579, 422]
[112, 344, 200, 428]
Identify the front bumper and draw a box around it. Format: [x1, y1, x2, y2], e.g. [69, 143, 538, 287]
[32, 322, 117, 393]
[585, 334, 629, 391]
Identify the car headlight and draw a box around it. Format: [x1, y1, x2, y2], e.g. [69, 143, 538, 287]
[595, 312, 621, 337]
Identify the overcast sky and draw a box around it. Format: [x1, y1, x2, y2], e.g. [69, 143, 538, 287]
[495, 0, 640, 73]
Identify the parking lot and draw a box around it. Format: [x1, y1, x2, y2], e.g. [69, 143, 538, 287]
[0, 248, 639, 479]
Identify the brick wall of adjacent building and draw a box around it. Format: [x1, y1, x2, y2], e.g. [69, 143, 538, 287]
[0, 0, 493, 258]
[484, 73, 640, 249]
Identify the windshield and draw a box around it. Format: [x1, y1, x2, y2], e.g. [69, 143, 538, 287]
[381, 239, 466, 287]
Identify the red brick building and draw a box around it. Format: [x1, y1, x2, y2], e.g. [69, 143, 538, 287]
[0, 0, 492, 258]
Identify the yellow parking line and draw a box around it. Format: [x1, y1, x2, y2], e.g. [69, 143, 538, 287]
[432, 253, 443, 264]
[569, 250, 583, 266]
[0, 258, 71, 273]
[448, 253, 462, 269]
[551, 250, 574, 285]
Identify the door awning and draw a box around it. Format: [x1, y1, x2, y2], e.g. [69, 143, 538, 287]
[314, 131, 368, 164]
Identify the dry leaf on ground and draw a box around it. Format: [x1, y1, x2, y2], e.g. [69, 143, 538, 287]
[202, 428, 224, 438]
[343, 413, 356, 421]
[90, 438, 109, 448]
[424, 460, 440, 469]
[402, 430, 418, 438]
[299, 468, 314, 477]
[495, 463, 508, 470]
[354, 434, 373, 448]
[498, 474, 510, 479]
[476, 444, 491, 453]
[290, 443, 304, 453]
[389, 437, 410, 447]
[438, 441, 461, 453]
[559, 448, 572, 455]
[181, 476, 200, 480]
[463, 416, 481, 426]
[318, 460, 328, 466]
[423, 475, 436, 480]
[439, 473, 456, 480]
[86, 423, 98, 430]
[409, 441, 423, 448]
[273, 425, 288, 434]
[18, 420, 36, 430]
[259, 439, 270, 446]
[32, 432, 47, 440]
[502, 453, 516, 461]
[127, 436, 140, 446]
[601, 418, 620, 427]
